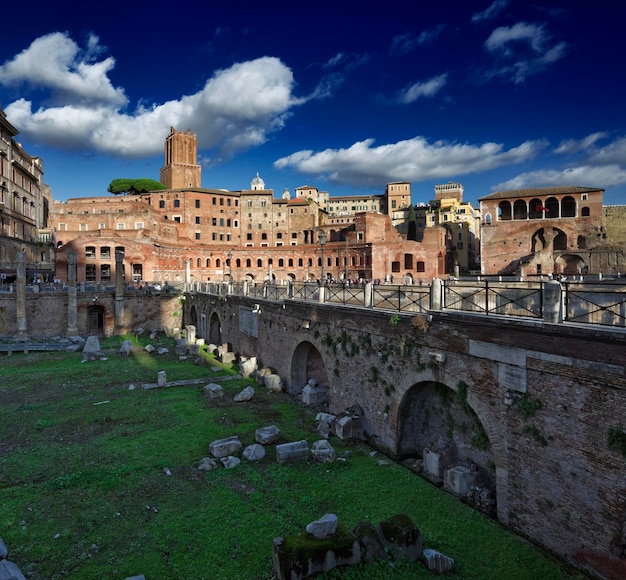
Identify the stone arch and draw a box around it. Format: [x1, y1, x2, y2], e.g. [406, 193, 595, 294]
[393, 368, 508, 521]
[555, 253, 585, 275]
[288, 340, 329, 397]
[208, 311, 221, 345]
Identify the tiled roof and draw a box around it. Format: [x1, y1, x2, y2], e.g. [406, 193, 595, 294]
[478, 185, 603, 201]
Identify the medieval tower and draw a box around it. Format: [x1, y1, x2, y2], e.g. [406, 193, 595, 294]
[159, 127, 201, 189]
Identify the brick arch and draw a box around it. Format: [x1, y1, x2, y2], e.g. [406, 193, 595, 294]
[392, 368, 509, 522]
[288, 340, 329, 397]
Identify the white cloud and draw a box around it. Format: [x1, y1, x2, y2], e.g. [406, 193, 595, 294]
[0, 32, 126, 106]
[485, 22, 546, 53]
[472, 0, 509, 23]
[274, 136, 545, 187]
[555, 132, 608, 154]
[397, 73, 448, 103]
[494, 164, 626, 191]
[586, 136, 626, 166]
[390, 26, 445, 56]
[1, 33, 304, 161]
[483, 22, 567, 83]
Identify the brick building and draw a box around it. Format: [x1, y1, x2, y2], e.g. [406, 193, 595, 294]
[478, 186, 607, 276]
[0, 106, 55, 283]
[51, 127, 448, 285]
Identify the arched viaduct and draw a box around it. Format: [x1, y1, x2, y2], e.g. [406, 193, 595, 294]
[186, 291, 626, 579]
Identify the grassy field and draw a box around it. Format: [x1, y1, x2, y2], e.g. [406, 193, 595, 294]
[0, 335, 584, 579]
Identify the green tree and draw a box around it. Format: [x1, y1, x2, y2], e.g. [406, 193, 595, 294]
[107, 178, 166, 195]
[407, 204, 417, 241]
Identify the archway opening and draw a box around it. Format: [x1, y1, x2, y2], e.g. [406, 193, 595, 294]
[290, 341, 328, 396]
[208, 311, 221, 345]
[397, 380, 496, 517]
[87, 305, 105, 334]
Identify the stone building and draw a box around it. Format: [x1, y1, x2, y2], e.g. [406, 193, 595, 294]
[0, 106, 55, 283]
[478, 186, 610, 276]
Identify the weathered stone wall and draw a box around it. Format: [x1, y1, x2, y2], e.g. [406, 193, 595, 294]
[604, 205, 626, 245]
[0, 293, 182, 337]
[187, 292, 626, 579]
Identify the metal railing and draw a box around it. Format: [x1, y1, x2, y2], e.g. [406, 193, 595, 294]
[188, 278, 626, 329]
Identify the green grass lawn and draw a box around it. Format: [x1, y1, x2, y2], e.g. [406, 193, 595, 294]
[0, 335, 584, 579]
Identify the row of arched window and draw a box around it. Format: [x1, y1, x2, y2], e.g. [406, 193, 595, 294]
[496, 196, 589, 220]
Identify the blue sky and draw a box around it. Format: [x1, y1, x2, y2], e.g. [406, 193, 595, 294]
[1, 0, 625, 208]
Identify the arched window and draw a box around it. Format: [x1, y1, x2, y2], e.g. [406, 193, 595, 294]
[581, 206, 590, 217]
[529, 198, 543, 219]
[545, 197, 560, 218]
[216, 259, 221, 267]
[246, 258, 251, 268]
[513, 200, 527, 220]
[196, 258, 201, 267]
[498, 201, 512, 220]
[561, 196, 576, 217]
[257, 259, 263, 268]
[206, 258, 211, 267]
[278, 258, 284, 267]
[288, 258, 294, 267]
[484, 213, 492, 225]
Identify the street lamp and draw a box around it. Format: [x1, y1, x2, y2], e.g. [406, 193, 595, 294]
[319, 230, 326, 283]
[227, 251, 233, 281]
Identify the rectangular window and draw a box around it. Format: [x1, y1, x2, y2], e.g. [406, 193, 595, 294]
[581, 193, 588, 200]
[219, 198, 224, 205]
[212, 217, 217, 226]
[100, 264, 111, 281]
[85, 264, 96, 281]
[100, 247, 111, 259]
[159, 200, 165, 208]
[174, 199, 180, 208]
[173, 216, 181, 223]
[195, 216, 201, 224]
[116, 223, 126, 230]
[219, 218, 224, 226]
[135, 222, 144, 229]
[85, 246, 96, 258]
[195, 199, 200, 208]
[79, 223, 88, 231]
[99, 223, 106, 229]
[195, 232, 201, 240]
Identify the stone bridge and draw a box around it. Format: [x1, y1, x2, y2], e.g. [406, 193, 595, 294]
[185, 289, 626, 580]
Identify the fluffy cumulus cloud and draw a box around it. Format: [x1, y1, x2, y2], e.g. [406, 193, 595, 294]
[274, 136, 545, 187]
[397, 73, 448, 103]
[495, 133, 626, 191]
[482, 22, 567, 83]
[494, 165, 626, 191]
[0, 32, 303, 160]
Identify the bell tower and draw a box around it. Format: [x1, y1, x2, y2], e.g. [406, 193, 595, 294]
[160, 127, 201, 189]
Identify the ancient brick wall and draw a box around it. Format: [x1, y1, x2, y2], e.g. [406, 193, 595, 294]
[0, 293, 181, 337]
[189, 292, 626, 579]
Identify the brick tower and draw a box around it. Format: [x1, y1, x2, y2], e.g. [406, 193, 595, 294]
[159, 127, 201, 189]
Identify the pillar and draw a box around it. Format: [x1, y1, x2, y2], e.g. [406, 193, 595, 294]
[430, 278, 444, 310]
[66, 252, 79, 336]
[114, 249, 125, 334]
[543, 280, 563, 323]
[14, 251, 27, 339]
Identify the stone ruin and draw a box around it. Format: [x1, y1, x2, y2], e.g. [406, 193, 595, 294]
[272, 513, 455, 579]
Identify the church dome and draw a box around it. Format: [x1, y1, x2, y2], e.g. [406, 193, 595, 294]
[251, 172, 265, 190]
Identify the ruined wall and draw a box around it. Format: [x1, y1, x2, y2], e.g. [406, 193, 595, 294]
[188, 293, 626, 579]
[0, 293, 181, 337]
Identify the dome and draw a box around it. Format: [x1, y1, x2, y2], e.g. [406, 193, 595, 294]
[251, 172, 265, 190]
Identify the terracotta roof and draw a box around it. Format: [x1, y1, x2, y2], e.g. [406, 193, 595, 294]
[478, 185, 604, 201]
